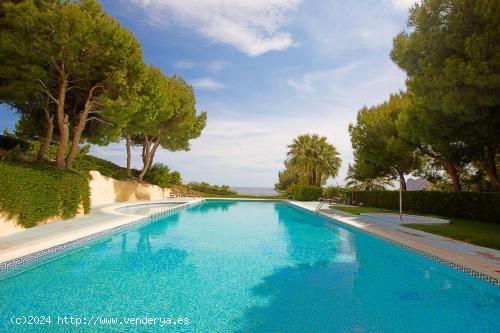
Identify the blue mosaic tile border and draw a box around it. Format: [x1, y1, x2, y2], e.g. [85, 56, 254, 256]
[0, 200, 203, 280]
[290, 203, 499, 286]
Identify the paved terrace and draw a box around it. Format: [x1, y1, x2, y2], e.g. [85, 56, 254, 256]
[288, 201, 500, 282]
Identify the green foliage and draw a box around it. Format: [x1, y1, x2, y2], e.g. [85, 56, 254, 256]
[280, 134, 341, 188]
[349, 191, 499, 223]
[345, 163, 394, 191]
[0, 133, 56, 162]
[126, 66, 207, 181]
[274, 166, 300, 193]
[188, 182, 236, 196]
[391, 0, 500, 191]
[0, 133, 30, 151]
[0, 161, 90, 228]
[72, 154, 134, 181]
[322, 185, 347, 200]
[349, 92, 419, 189]
[292, 185, 322, 201]
[0, 0, 145, 168]
[144, 163, 182, 188]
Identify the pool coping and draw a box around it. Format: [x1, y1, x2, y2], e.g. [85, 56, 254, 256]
[0, 198, 498, 286]
[286, 200, 500, 285]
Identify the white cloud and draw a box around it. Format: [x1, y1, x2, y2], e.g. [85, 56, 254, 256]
[128, 0, 300, 56]
[191, 78, 225, 90]
[390, 0, 417, 10]
[295, 1, 407, 59]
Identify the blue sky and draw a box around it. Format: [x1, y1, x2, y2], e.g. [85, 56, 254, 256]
[0, 0, 414, 187]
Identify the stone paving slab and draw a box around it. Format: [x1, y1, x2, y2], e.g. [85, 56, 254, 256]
[360, 213, 449, 225]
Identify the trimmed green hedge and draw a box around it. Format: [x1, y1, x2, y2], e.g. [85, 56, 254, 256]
[0, 161, 90, 228]
[350, 191, 500, 223]
[292, 185, 322, 201]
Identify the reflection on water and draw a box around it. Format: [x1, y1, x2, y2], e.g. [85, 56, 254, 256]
[0, 201, 498, 333]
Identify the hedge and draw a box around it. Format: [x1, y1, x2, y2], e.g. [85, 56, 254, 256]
[0, 161, 90, 228]
[292, 185, 322, 201]
[350, 191, 500, 223]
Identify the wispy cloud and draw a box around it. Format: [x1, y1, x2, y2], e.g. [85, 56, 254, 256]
[174, 60, 229, 73]
[127, 0, 300, 56]
[286, 63, 360, 94]
[174, 60, 196, 69]
[206, 60, 229, 73]
[390, 0, 417, 10]
[191, 78, 225, 90]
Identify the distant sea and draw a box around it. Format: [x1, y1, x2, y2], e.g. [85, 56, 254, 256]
[231, 187, 278, 196]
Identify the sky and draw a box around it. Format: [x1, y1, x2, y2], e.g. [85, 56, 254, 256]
[0, 0, 415, 187]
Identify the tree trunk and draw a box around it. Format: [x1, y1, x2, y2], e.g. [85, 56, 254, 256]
[315, 171, 322, 187]
[125, 135, 132, 176]
[138, 136, 160, 182]
[396, 169, 407, 191]
[54, 66, 68, 169]
[310, 169, 317, 186]
[445, 161, 462, 192]
[65, 85, 100, 168]
[483, 145, 500, 191]
[36, 105, 54, 161]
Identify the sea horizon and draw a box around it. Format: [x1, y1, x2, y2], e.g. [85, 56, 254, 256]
[231, 187, 278, 196]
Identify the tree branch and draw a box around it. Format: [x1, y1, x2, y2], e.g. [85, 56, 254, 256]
[86, 116, 112, 126]
[37, 79, 58, 104]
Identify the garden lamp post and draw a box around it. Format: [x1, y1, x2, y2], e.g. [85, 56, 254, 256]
[399, 183, 403, 221]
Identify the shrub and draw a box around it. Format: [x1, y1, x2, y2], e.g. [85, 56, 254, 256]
[188, 182, 237, 195]
[0, 161, 90, 228]
[72, 154, 134, 181]
[292, 185, 322, 201]
[144, 163, 182, 188]
[350, 191, 500, 223]
[323, 185, 346, 200]
[0, 134, 30, 152]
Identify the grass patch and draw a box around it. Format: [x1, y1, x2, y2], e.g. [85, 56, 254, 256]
[335, 206, 396, 215]
[335, 205, 500, 250]
[405, 219, 500, 250]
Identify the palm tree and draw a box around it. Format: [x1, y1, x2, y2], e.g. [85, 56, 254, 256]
[286, 134, 341, 186]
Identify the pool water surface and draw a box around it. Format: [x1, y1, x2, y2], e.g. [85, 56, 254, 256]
[0, 200, 498, 332]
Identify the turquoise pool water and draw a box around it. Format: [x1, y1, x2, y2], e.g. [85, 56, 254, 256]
[1, 200, 499, 332]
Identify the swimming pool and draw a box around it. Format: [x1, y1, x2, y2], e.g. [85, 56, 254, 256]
[1, 200, 498, 332]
